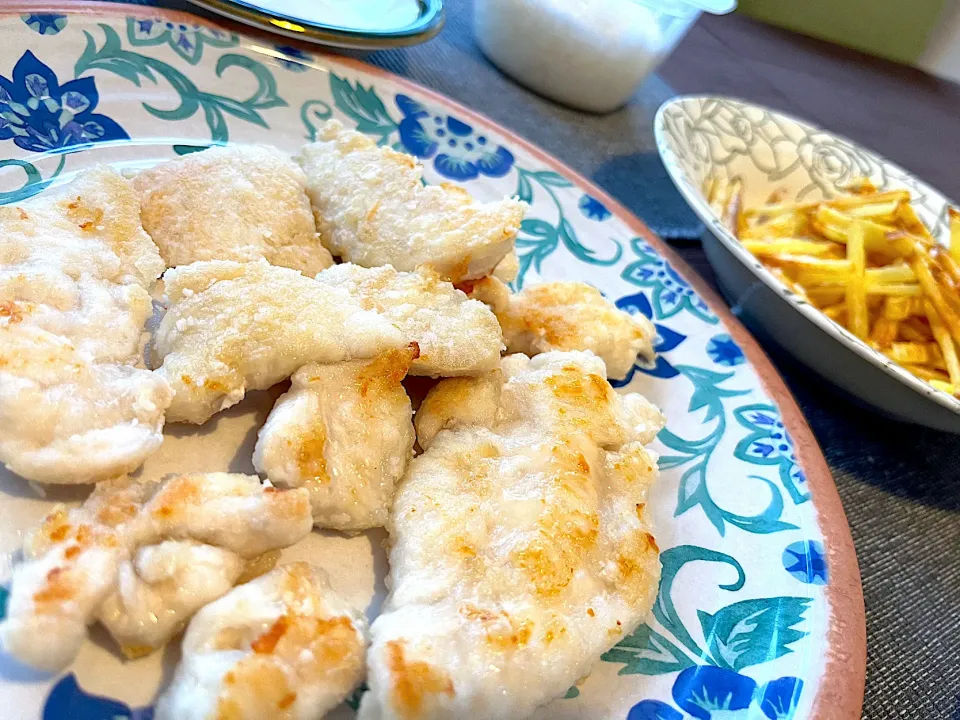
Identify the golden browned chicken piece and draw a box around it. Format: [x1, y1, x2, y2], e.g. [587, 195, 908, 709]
[297, 120, 526, 283]
[360, 351, 664, 720]
[0, 166, 171, 484]
[152, 260, 407, 424]
[254, 346, 418, 532]
[154, 261, 505, 424]
[466, 276, 656, 380]
[155, 563, 368, 720]
[135, 144, 334, 274]
[0, 473, 312, 670]
[315, 263, 503, 377]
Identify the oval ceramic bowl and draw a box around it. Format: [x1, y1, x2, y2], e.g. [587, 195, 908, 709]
[655, 95, 960, 433]
[0, 9, 863, 720]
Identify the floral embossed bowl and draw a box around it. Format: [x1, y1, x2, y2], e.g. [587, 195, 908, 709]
[655, 95, 960, 433]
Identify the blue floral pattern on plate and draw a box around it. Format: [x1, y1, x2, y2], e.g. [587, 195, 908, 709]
[126, 17, 237, 64]
[608, 545, 810, 717]
[734, 405, 809, 505]
[613, 291, 687, 383]
[396, 94, 514, 181]
[783, 540, 828, 585]
[622, 237, 717, 324]
[579, 193, 611, 221]
[21, 14, 67, 36]
[706, 333, 745, 367]
[629, 667, 803, 720]
[0, 51, 128, 154]
[44, 675, 152, 720]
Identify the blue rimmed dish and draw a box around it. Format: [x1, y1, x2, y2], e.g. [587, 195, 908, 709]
[187, 0, 444, 50]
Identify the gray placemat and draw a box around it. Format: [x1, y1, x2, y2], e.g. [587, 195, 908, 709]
[83, 1, 960, 716]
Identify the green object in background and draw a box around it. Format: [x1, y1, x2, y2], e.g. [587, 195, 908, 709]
[737, 0, 949, 64]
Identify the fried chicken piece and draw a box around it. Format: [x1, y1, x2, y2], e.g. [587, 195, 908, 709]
[143, 473, 311, 557]
[316, 264, 502, 377]
[155, 562, 368, 720]
[99, 470, 315, 658]
[466, 277, 656, 380]
[359, 352, 664, 720]
[135, 145, 334, 274]
[254, 346, 417, 532]
[297, 120, 526, 283]
[98, 540, 245, 658]
[0, 477, 151, 671]
[491, 251, 519, 283]
[0, 166, 171, 484]
[413, 370, 503, 449]
[0, 329, 172, 484]
[0, 473, 312, 670]
[155, 261, 503, 424]
[152, 260, 406, 424]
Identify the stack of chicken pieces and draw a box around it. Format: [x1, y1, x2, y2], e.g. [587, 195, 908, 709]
[0, 119, 665, 720]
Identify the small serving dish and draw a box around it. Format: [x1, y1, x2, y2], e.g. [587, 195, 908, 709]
[655, 95, 960, 433]
[188, 0, 444, 50]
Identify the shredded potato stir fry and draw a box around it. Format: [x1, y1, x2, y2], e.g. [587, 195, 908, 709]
[706, 174, 960, 398]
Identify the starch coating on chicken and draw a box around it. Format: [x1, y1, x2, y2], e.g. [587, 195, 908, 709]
[0, 477, 150, 671]
[413, 369, 503, 450]
[98, 540, 245, 658]
[466, 277, 656, 380]
[297, 120, 526, 283]
[316, 263, 503, 377]
[491, 251, 519, 283]
[143, 472, 312, 558]
[152, 260, 406, 424]
[155, 562, 368, 720]
[0, 473, 312, 671]
[254, 346, 417, 532]
[359, 351, 664, 720]
[0, 166, 172, 484]
[134, 144, 334, 274]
